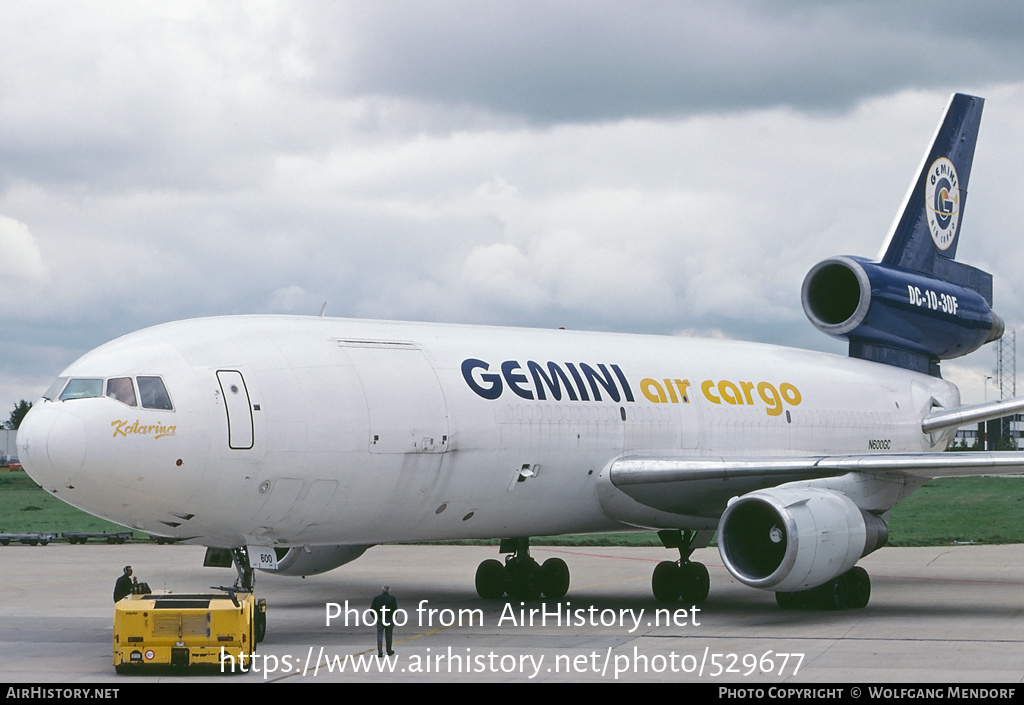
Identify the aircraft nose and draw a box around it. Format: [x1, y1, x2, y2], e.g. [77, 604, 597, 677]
[18, 404, 88, 488]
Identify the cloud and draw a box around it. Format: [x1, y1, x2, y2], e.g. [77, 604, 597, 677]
[1, 2, 1024, 416]
[0, 216, 47, 284]
[262, 286, 325, 315]
[461, 243, 546, 310]
[318, 1, 1024, 123]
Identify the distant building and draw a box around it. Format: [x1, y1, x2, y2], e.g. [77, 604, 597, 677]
[1, 429, 17, 464]
[954, 414, 1023, 450]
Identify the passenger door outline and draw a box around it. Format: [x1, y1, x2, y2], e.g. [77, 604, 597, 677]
[217, 369, 254, 450]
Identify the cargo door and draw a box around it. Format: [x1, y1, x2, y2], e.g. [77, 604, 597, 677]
[339, 343, 449, 454]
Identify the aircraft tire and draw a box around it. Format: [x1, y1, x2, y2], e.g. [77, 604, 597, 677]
[846, 566, 871, 609]
[652, 561, 681, 602]
[255, 610, 267, 643]
[678, 562, 710, 604]
[475, 559, 505, 599]
[775, 591, 802, 610]
[506, 558, 542, 601]
[814, 575, 849, 610]
[539, 557, 570, 599]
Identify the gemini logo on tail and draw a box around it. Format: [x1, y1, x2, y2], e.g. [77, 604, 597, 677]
[925, 157, 959, 250]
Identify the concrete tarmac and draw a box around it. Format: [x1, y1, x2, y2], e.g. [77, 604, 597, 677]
[2, 542, 1023, 683]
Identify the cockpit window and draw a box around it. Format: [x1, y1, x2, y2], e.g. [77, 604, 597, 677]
[59, 378, 103, 401]
[43, 377, 69, 401]
[138, 376, 173, 410]
[106, 377, 137, 407]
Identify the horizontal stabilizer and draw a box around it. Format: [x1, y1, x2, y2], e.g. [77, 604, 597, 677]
[921, 395, 1024, 434]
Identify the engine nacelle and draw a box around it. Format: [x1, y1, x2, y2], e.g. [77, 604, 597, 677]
[802, 256, 1002, 372]
[258, 545, 371, 576]
[717, 487, 887, 592]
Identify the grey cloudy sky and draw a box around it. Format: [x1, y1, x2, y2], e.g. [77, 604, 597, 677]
[3, 1, 1024, 416]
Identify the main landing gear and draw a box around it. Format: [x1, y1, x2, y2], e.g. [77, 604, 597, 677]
[651, 529, 713, 604]
[775, 566, 871, 610]
[475, 538, 571, 600]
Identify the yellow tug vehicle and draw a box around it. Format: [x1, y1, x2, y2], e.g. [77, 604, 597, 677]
[114, 586, 266, 673]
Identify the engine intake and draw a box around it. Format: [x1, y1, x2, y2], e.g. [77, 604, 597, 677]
[717, 487, 887, 592]
[802, 256, 1002, 374]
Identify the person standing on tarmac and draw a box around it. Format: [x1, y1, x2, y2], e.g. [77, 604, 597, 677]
[113, 566, 134, 602]
[371, 585, 398, 658]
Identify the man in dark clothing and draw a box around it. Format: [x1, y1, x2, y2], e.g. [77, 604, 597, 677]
[370, 585, 398, 657]
[113, 566, 134, 602]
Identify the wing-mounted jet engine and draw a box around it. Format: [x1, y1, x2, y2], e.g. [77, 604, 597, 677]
[717, 486, 888, 609]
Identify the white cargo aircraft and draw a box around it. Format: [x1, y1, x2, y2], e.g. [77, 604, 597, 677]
[18, 93, 1024, 610]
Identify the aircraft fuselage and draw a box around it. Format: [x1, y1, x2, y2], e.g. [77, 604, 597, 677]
[18, 315, 957, 548]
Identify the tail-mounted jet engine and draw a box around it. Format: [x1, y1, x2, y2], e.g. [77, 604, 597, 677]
[802, 256, 1002, 375]
[717, 487, 888, 596]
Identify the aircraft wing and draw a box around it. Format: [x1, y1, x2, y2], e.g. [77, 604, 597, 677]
[605, 451, 1024, 522]
[609, 452, 1024, 486]
[609, 392, 1024, 494]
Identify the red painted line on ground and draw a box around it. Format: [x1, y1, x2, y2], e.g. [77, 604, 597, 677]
[534, 547, 1024, 586]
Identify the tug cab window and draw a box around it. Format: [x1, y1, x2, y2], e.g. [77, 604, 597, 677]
[138, 376, 173, 410]
[105, 377, 137, 407]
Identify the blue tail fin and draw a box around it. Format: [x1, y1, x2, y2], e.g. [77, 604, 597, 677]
[876, 93, 992, 304]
